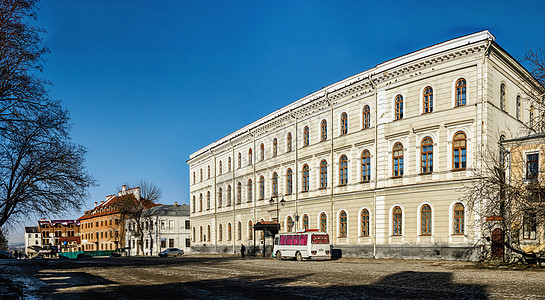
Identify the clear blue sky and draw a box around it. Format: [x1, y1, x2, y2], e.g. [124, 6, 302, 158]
[7, 0, 545, 243]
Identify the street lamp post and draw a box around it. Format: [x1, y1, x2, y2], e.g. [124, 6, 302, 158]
[269, 194, 285, 225]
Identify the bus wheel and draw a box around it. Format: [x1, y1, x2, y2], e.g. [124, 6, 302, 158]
[276, 251, 282, 260]
[296, 252, 303, 261]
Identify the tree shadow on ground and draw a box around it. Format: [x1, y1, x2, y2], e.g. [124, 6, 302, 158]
[36, 271, 488, 300]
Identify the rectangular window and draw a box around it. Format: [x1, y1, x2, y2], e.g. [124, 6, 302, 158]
[279, 235, 286, 245]
[527, 153, 539, 181]
[186, 238, 191, 248]
[286, 235, 293, 245]
[185, 220, 190, 229]
[293, 235, 300, 245]
[523, 213, 537, 240]
[300, 235, 308, 245]
[161, 240, 166, 248]
[169, 239, 174, 247]
[311, 234, 329, 244]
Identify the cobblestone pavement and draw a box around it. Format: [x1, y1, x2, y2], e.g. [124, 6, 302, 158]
[1, 255, 545, 299]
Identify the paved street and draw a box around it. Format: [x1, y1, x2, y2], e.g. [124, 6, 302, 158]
[1, 255, 545, 299]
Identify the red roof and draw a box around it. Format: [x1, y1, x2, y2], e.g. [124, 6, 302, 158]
[59, 236, 81, 243]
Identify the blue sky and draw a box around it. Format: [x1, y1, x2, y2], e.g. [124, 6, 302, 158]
[8, 0, 545, 243]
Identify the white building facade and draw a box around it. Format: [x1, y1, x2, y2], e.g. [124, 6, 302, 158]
[125, 203, 191, 256]
[24, 226, 41, 256]
[187, 31, 544, 260]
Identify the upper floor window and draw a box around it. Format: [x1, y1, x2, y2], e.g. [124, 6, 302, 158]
[530, 105, 535, 129]
[423, 86, 433, 113]
[361, 209, 369, 237]
[228, 157, 231, 172]
[218, 187, 223, 208]
[320, 212, 327, 232]
[395, 95, 404, 120]
[456, 78, 466, 107]
[302, 164, 310, 192]
[302, 214, 309, 230]
[259, 176, 265, 200]
[500, 83, 506, 111]
[236, 182, 242, 204]
[320, 160, 328, 189]
[247, 179, 253, 202]
[272, 138, 278, 157]
[192, 196, 195, 213]
[303, 126, 310, 147]
[248, 220, 253, 240]
[339, 155, 348, 186]
[193, 172, 195, 184]
[238, 153, 241, 168]
[421, 204, 431, 236]
[393, 143, 404, 177]
[421, 137, 433, 174]
[287, 216, 294, 232]
[339, 210, 347, 238]
[200, 169, 203, 182]
[321, 119, 327, 141]
[526, 153, 539, 181]
[392, 206, 402, 236]
[340, 112, 348, 135]
[227, 185, 232, 206]
[286, 168, 293, 195]
[453, 132, 467, 170]
[363, 105, 370, 129]
[516, 95, 521, 121]
[248, 148, 253, 165]
[207, 191, 210, 210]
[453, 203, 464, 235]
[287, 132, 292, 152]
[199, 194, 203, 212]
[260, 143, 265, 161]
[219, 161, 222, 175]
[272, 172, 279, 196]
[361, 150, 371, 182]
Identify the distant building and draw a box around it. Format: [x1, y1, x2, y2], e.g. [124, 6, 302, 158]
[24, 226, 41, 256]
[126, 202, 191, 256]
[37, 219, 80, 256]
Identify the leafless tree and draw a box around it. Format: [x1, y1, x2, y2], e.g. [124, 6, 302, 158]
[0, 0, 95, 227]
[0, 228, 8, 250]
[117, 180, 161, 255]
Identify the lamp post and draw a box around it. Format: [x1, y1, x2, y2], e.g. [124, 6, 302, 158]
[269, 194, 285, 225]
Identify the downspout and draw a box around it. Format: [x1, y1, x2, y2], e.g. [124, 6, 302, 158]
[248, 129, 257, 227]
[290, 110, 299, 231]
[370, 74, 378, 259]
[230, 138, 236, 254]
[210, 148, 217, 254]
[325, 92, 335, 238]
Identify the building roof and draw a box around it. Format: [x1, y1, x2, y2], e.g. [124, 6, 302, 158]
[143, 204, 190, 217]
[38, 220, 80, 227]
[501, 132, 545, 144]
[25, 226, 39, 233]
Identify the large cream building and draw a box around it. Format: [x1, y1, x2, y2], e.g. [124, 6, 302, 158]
[187, 31, 544, 260]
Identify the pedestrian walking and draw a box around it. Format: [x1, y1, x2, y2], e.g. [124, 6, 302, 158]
[240, 244, 246, 258]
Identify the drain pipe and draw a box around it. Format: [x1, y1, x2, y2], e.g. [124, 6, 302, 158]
[325, 92, 335, 238]
[289, 110, 299, 231]
[369, 74, 378, 259]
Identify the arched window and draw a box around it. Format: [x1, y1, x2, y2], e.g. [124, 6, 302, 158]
[318, 119, 327, 141]
[530, 105, 535, 129]
[200, 169, 203, 182]
[363, 105, 370, 129]
[302, 214, 309, 230]
[199, 194, 203, 212]
[339, 155, 348, 186]
[393, 206, 402, 236]
[238, 153, 241, 168]
[228, 157, 231, 172]
[340, 112, 348, 135]
[247, 179, 253, 202]
[423, 86, 433, 113]
[456, 78, 466, 107]
[260, 143, 264, 161]
[286, 168, 293, 195]
[218, 187, 223, 208]
[248, 220, 253, 240]
[303, 126, 310, 146]
[339, 210, 347, 238]
[302, 164, 310, 192]
[453, 132, 467, 170]
[207, 225, 211, 242]
[272, 138, 278, 157]
[287, 132, 292, 152]
[361, 209, 369, 237]
[320, 160, 328, 189]
[207, 191, 210, 210]
[395, 94, 404, 120]
[236, 182, 242, 204]
[248, 148, 253, 165]
[228, 223, 232, 241]
[500, 83, 506, 111]
[320, 212, 327, 232]
[393, 143, 404, 177]
[218, 224, 223, 241]
[237, 221, 242, 240]
[516, 95, 521, 120]
[227, 185, 232, 206]
[361, 150, 371, 182]
[192, 196, 195, 213]
[208, 165, 210, 179]
[193, 172, 195, 184]
[421, 204, 432, 236]
[259, 176, 265, 200]
[272, 172, 278, 196]
[453, 203, 465, 235]
[287, 216, 294, 232]
[193, 227, 196, 242]
[421, 137, 433, 174]
[219, 161, 222, 175]
[200, 226, 203, 242]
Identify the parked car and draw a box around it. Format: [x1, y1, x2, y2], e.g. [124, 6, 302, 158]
[0, 250, 12, 259]
[159, 248, 184, 257]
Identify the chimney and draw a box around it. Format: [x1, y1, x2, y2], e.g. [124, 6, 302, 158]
[122, 185, 127, 192]
[174, 202, 178, 207]
[100, 201, 104, 205]
[94, 202, 97, 207]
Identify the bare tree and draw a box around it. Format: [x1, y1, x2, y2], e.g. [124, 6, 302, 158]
[0, 227, 8, 250]
[0, 0, 95, 227]
[117, 181, 161, 255]
[521, 47, 545, 87]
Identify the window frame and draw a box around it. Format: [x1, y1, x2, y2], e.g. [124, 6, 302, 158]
[272, 138, 278, 157]
[236, 182, 242, 204]
[247, 179, 253, 202]
[287, 216, 294, 232]
[339, 155, 348, 186]
[423, 86, 433, 113]
[452, 131, 467, 171]
[339, 210, 347, 238]
[321, 119, 327, 141]
[500, 83, 506, 111]
[526, 152, 539, 181]
[302, 214, 309, 230]
[392, 142, 404, 177]
[302, 164, 310, 192]
[361, 209, 370, 237]
[287, 132, 292, 152]
[453, 203, 465, 235]
[362, 105, 370, 129]
[340, 112, 348, 135]
[361, 150, 371, 182]
[421, 137, 433, 174]
[392, 206, 403, 236]
[286, 168, 293, 195]
[320, 160, 328, 189]
[395, 94, 403, 120]
[260, 143, 265, 161]
[303, 126, 310, 147]
[319, 212, 327, 232]
[272, 172, 279, 196]
[420, 204, 432, 236]
[259, 176, 265, 200]
[455, 78, 466, 107]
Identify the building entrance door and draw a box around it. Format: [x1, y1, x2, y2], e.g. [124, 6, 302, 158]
[491, 228, 504, 258]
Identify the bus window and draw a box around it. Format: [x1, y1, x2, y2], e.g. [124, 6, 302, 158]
[280, 235, 286, 245]
[300, 235, 308, 245]
[286, 235, 293, 245]
[311, 234, 329, 244]
[274, 237, 279, 245]
[293, 235, 300, 245]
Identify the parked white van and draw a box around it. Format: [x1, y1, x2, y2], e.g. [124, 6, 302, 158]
[272, 229, 331, 261]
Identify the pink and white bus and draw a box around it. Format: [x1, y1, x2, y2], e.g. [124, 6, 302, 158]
[272, 229, 331, 261]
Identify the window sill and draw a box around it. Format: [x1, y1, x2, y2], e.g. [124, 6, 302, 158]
[451, 168, 466, 172]
[338, 184, 347, 187]
[360, 180, 370, 184]
[391, 176, 403, 179]
[318, 187, 327, 190]
[419, 172, 433, 176]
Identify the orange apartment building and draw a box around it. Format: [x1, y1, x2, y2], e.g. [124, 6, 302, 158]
[37, 219, 80, 253]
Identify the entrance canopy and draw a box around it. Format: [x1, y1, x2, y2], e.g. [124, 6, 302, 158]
[253, 221, 280, 235]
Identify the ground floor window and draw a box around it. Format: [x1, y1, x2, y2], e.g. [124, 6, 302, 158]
[169, 239, 174, 247]
[185, 238, 191, 248]
[161, 240, 167, 248]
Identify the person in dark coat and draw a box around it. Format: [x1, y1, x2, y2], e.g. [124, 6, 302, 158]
[240, 244, 246, 258]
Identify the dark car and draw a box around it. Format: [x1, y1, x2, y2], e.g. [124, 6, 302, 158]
[159, 248, 184, 257]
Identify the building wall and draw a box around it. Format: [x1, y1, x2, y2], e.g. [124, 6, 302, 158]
[188, 31, 544, 260]
[80, 213, 123, 251]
